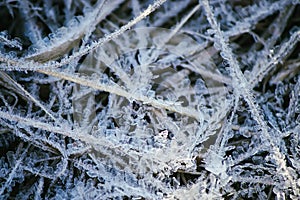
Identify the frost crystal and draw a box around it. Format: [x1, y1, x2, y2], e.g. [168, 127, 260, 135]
[0, 0, 299, 199]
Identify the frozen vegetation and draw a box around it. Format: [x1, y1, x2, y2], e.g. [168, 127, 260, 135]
[0, 0, 299, 199]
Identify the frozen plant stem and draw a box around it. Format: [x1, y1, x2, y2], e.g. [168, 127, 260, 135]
[0, 71, 57, 121]
[0, 0, 167, 71]
[203, 0, 269, 141]
[0, 110, 113, 149]
[48, 0, 168, 67]
[38, 68, 201, 121]
[202, 0, 296, 191]
[0, 144, 30, 196]
[249, 30, 300, 88]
